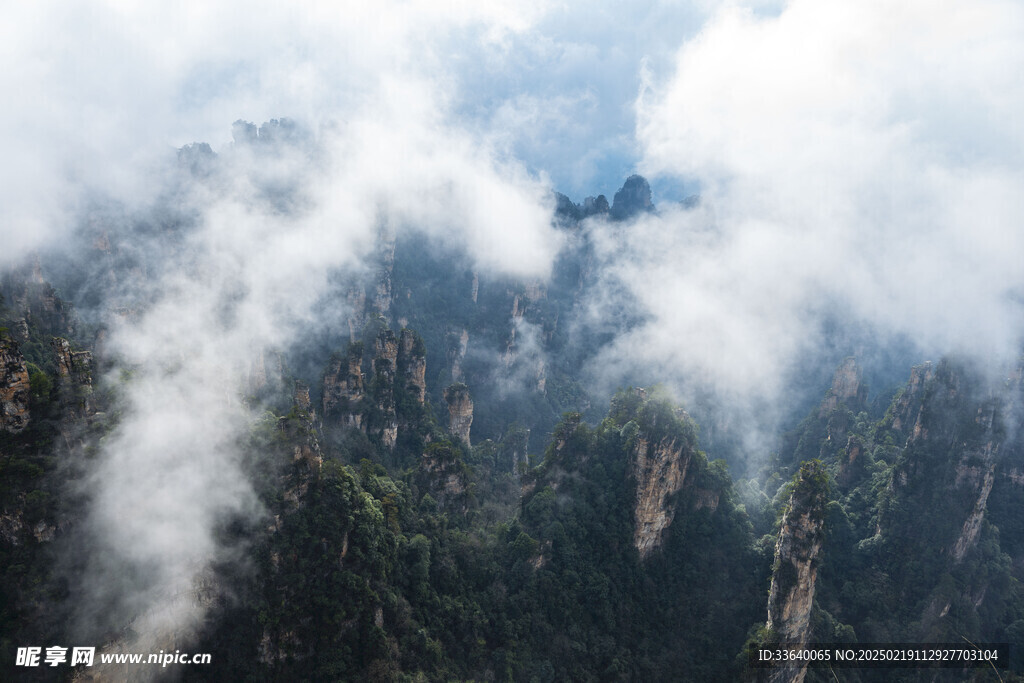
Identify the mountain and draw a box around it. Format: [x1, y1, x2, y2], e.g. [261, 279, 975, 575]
[2, 150, 1023, 681]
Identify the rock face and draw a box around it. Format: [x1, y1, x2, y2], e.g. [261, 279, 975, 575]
[371, 329, 399, 449]
[51, 337, 92, 421]
[448, 328, 469, 383]
[554, 174, 653, 221]
[581, 194, 609, 217]
[444, 383, 473, 446]
[0, 337, 31, 433]
[890, 361, 934, 436]
[836, 434, 865, 488]
[818, 357, 867, 416]
[1, 260, 76, 344]
[374, 329, 399, 376]
[398, 329, 426, 404]
[418, 442, 469, 511]
[631, 434, 690, 559]
[322, 344, 365, 428]
[610, 175, 654, 220]
[952, 457, 996, 563]
[950, 401, 999, 563]
[322, 327, 429, 449]
[344, 282, 367, 342]
[883, 361, 1000, 563]
[765, 461, 828, 683]
[368, 223, 397, 321]
[282, 381, 322, 506]
[293, 380, 311, 412]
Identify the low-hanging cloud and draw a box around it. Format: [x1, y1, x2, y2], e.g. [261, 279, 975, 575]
[0, 0, 566, 667]
[0, 0, 552, 267]
[586, 0, 1024, 446]
[11, 0, 1024, 661]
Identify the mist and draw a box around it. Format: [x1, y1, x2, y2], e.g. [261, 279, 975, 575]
[74, 119, 559, 662]
[5, 0, 1024, 664]
[0, 1, 565, 664]
[575, 0, 1024, 457]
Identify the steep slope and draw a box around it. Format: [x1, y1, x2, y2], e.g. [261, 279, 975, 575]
[747, 355, 1024, 680]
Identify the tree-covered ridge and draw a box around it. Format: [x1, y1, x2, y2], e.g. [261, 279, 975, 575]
[193, 385, 763, 681]
[743, 357, 1024, 681]
[4, 198, 1024, 681]
[6, 280, 1024, 680]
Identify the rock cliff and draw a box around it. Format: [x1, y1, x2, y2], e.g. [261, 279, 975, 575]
[369, 223, 396, 321]
[0, 260, 76, 345]
[51, 337, 93, 421]
[398, 329, 426, 405]
[950, 402, 999, 563]
[322, 343, 365, 428]
[444, 383, 473, 446]
[889, 361, 934, 437]
[0, 336, 31, 433]
[371, 329, 399, 448]
[281, 381, 323, 506]
[448, 328, 469, 383]
[610, 175, 655, 220]
[631, 433, 690, 559]
[818, 356, 867, 416]
[883, 360, 998, 564]
[418, 442, 469, 511]
[764, 460, 828, 683]
[322, 326, 430, 450]
[581, 194, 609, 217]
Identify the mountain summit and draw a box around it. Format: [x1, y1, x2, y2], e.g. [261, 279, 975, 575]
[610, 174, 654, 220]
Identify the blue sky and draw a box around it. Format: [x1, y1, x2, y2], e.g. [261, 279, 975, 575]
[5, 2, 1024, 647]
[3, 0, 1023, 377]
[0, 1, 725, 239]
[447, 2, 711, 200]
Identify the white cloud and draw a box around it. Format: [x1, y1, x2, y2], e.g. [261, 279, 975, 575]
[569, 0, 1024, 453]
[14, 0, 1024, 655]
[0, 0, 565, 662]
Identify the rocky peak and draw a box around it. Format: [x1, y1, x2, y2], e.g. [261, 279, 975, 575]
[322, 343, 364, 428]
[51, 337, 92, 420]
[946, 399, 1000, 563]
[280, 385, 323, 508]
[232, 119, 258, 145]
[1, 263, 76, 344]
[553, 192, 582, 222]
[293, 380, 311, 413]
[177, 142, 217, 177]
[370, 329, 400, 449]
[444, 383, 473, 446]
[818, 356, 867, 416]
[837, 434, 866, 488]
[398, 329, 426, 404]
[765, 460, 828, 682]
[610, 175, 654, 221]
[418, 442, 469, 511]
[231, 118, 304, 147]
[952, 458, 996, 563]
[631, 433, 690, 559]
[447, 328, 469, 384]
[581, 194, 609, 217]
[554, 176, 655, 223]
[890, 361, 934, 436]
[879, 360, 1006, 557]
[0, 336, 31, 433]
[374, 329, 399, 377]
